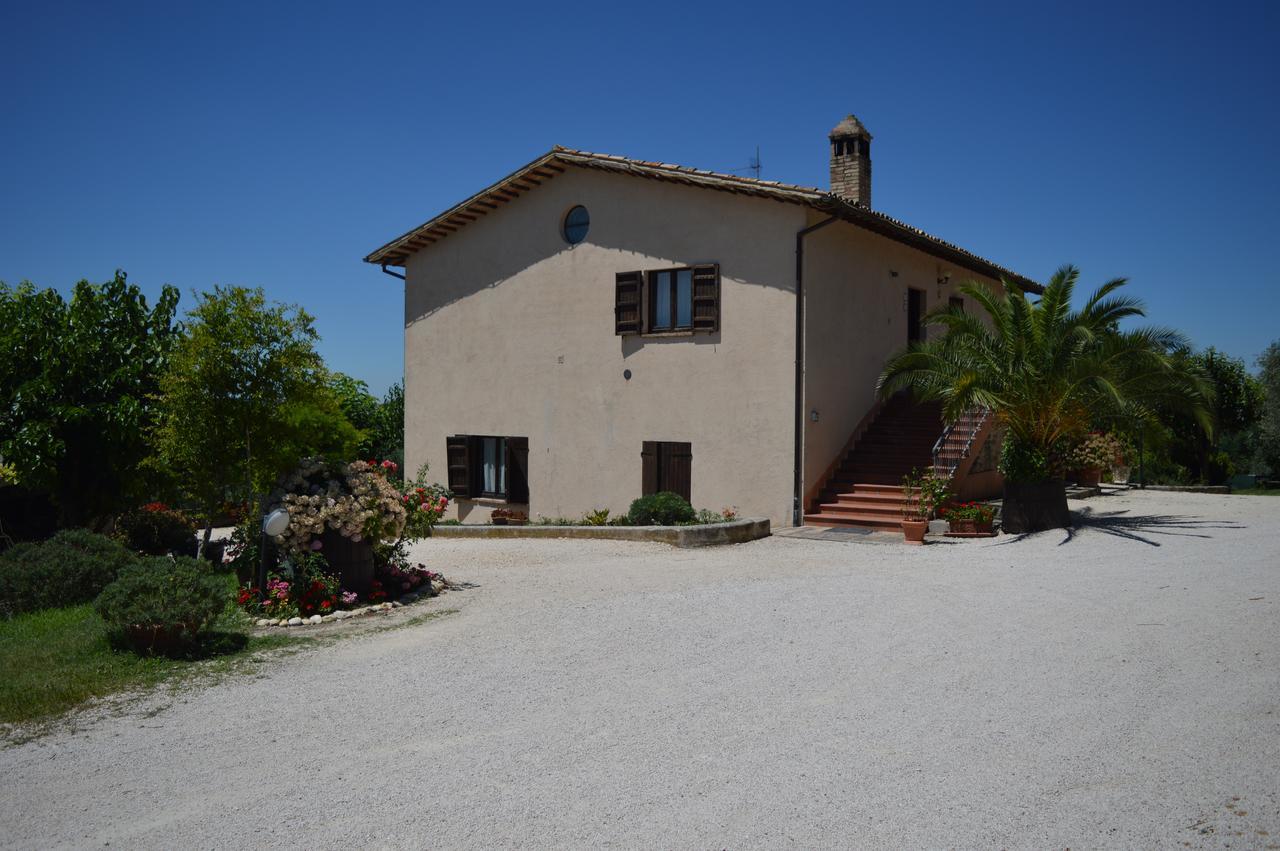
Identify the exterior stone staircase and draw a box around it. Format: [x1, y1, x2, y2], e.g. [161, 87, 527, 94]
[804, 396, 944, 529]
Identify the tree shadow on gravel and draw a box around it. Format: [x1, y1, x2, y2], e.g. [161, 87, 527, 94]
[994, 507, 1246, 548]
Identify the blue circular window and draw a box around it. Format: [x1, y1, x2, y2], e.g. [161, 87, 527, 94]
[563, 205, 590, 244]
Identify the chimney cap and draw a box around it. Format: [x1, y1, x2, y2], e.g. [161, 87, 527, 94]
[830, 114, 872, 140]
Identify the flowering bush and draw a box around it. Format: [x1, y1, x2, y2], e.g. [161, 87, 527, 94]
[401, 464, 450, 538]
[377, 560, 442, 596]
[238, 552, 346, 618]
[942, 502, 996, 524]
[270, 457, 407, 552]
[1067, 431, 1126, 471]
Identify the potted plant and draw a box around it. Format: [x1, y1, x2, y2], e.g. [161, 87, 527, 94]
[491, 508, 510, 526]
[941, 501, 996, 535]
[507, 510, 528, 527]
[901, 469, 950, 545]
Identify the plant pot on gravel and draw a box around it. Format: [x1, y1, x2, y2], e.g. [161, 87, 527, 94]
[1001, 479, 1070, 533]
[900, 518, 928, 545]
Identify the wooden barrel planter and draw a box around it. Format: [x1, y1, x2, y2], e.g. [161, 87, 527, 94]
[320, 530, 375, 596]
[1001, 480, 1070, 533]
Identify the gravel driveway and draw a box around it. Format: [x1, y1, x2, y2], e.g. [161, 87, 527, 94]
[2, 489, 1277, 849]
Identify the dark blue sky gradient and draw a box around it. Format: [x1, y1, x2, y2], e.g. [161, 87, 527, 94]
[2, 1, 1277, 394]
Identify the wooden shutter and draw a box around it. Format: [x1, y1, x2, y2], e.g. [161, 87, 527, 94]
[615, 271, 643, 335]
[641, 441, 658, 495]
[691, 264, 720, 332]
[506, 436, 529, 503]
[446, 435, 471, 497]
[666, 442, 692, 502]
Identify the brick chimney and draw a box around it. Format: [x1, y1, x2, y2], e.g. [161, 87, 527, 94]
[829, 114, 872, 207]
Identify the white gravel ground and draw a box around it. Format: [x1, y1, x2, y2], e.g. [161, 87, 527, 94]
[1, 488, 1278, 849]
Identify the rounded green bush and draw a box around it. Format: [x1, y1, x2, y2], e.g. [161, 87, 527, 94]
[115, 506, 196, 556]
[94, 556, 230, 653]
[0, 529, 139, 615]
[628, 492, 696, 526]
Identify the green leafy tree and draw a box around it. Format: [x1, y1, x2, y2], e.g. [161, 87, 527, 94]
[0, 272, 180, 526]
[1255, 341, 1280, 476]
[370, 380, 405, 468]
[328, 373, 380, 456]
[151, 287, 360, 550]
[1140, 347, 1263, 484]
[878, 265, 1211, 531]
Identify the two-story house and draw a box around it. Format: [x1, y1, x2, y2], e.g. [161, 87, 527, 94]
[365, 115, 1038, 528]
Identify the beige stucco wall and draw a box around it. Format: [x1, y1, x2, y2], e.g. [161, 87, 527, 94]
[800, 217, 1002, 497]
[403, 166, 804, 526]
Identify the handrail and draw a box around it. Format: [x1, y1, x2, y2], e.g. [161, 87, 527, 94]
[932, 407, 990, 479]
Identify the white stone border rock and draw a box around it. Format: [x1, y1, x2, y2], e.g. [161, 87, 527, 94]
[253, 579, 447, 628]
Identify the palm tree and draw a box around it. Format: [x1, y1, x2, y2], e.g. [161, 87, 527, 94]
[877, 265, 1211, 532]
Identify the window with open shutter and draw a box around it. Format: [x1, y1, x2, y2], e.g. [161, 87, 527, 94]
[691, 264, 720, 332]
[446, 435, 471, 497]
[615, 271, 643, 335]
[506, 437, 529, 503]
[641, 441, 658, 495]
[642, 441, 691, 502]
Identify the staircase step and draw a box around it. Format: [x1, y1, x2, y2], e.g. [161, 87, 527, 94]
[804, 512, 902, 529]
[817, 502, 903, 518]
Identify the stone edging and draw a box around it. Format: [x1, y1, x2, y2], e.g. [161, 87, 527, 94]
[1144, 485, 1231, 494]
[253, 580, 446, 628]
[431, 517, 770, 548]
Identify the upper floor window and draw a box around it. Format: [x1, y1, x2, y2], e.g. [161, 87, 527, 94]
[563, 206, 590, 245]
[614, 264, 719, 336]
[649, 268, 694, 331]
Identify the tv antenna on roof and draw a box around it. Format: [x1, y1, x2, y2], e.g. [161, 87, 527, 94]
[724, 146, 762, 179]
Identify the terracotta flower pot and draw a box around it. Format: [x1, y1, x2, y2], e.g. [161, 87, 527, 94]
[1076, 468, 1102, 487]
[491, 517, 508, 526]
[901, 518, 928, 545]
[950, 518, 977, 535]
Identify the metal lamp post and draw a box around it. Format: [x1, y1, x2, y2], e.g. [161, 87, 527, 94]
[258, 508, 291, 591]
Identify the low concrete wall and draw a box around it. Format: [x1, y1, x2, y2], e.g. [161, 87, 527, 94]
[431, 517, 770, 548]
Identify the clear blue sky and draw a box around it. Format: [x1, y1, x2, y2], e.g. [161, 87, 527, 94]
[3, 1, 1277, 395]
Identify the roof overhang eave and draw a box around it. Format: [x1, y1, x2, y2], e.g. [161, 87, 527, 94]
[812, 195, 1043, 294]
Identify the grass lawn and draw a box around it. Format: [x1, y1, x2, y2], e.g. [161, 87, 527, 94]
[1233, 486, 1280, 496]
[0, 602, 299, 728]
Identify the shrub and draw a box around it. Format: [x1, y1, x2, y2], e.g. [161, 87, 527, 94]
[115, 503, 197, 555]
[628, 492, 696, 526]
[94, 556, 230, 653]
[0, 529, 139, 615]
[582, 508, 611, 526]
[999, 434, 1055, 483]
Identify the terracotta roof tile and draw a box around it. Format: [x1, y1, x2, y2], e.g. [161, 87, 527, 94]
[364, 147, 1040, 293]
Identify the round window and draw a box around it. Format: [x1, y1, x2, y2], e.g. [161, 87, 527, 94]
[562, 205, 590, 245]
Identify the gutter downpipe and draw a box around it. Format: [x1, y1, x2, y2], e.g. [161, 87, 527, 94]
[793, 214, 839, 526]
[380, 263, 406, 281]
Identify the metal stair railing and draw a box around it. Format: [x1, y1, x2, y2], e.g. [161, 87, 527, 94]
[931, 407, 990, 479]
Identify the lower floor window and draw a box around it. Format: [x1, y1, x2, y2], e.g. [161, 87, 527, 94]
[481, 437, 506, 497]
[446, 434, 528, 502]
[642, 441, 691, 502]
